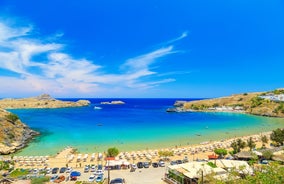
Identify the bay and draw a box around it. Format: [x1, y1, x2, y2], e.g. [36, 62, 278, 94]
[10, 98, 284, 156]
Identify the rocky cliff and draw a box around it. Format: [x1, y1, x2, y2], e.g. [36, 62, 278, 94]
[0, 109, 39, 154]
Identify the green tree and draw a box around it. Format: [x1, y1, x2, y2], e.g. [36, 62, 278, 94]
[261, 135, 269, 148]
[246, 137, 256, 151]
[107, 147, 119, 157]
[262, 150, 273, 160]
[214, 148, 227, 158]
[270, 128, 284, 146]
[231, 139, 246, 154]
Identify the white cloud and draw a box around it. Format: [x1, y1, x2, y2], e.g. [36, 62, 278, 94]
[0, 21, 31, 42]
[166, 31, 188, 44]
[0, 18, 188, 97]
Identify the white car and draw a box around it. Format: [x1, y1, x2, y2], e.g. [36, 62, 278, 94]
[66, 167, 73, 173]
[88, 174, 96, 182]
[90, 165, 96, 172]
[159, 161, 165, 167]
[95, 170, 103, 175]
[45, 168, 52, 174]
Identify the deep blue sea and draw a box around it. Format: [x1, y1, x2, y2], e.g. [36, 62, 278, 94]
[9, 98, 284, 156]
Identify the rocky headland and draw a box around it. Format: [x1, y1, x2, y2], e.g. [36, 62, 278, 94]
[0, 94, 91, 154]
[169, 88, 284, 118]
[0, 109, 39, 154]
[0, 94, 90, 109]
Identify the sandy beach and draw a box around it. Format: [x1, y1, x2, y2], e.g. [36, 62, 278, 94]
[9, 131, 272, 168]
[1, 131, 273, 183]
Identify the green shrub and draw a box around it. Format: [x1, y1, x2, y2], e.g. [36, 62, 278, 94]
[274, 103, 284, 114]
[158, 150, 174, 157]
[31, 176, 50, 184]
[273, 89, 284, 94]
[5, 113, 19, 123]
[207, 162, 217, 168]
[10, 169, 29, 178]
[262, 150, 273, 160]
[250, 97, 264, 108]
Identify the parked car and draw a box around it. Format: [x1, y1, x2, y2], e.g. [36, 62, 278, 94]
[52, 167, 59, 174]
[158, 161, 165, 167]
[97, 164, 103, 171]
[50, 175, 58, 182]
[261, 159, 269, 164]
[110, 178, 125, 184]
[137, 162, 143, 169]
[59, 167, 66, 173]
[32, 169, 39, 174]
[45, 168, 52, 174]
[143, 162, 150, 168]
[152, 162, 159, 168]
[88, 174, 96, 182]
[170, 161, 177, 165]
[176, 160, 183, 164]
[183, 156, 189, 163]
[96, 174, 103, 182]
[70, 171, 81, 177]
[130, 164, 137, 172]
[70, 176, 77, 181]
[95, 170, 103, 175]
[66, 167, 72, 173]
[54, 175, 65, 183]
[90, 165, 96, 172]
[84, 165, 90, 173]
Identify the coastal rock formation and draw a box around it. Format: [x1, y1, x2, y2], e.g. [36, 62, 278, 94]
[0, 109, 39, 155]
[174, 101, 187, 107]
[175, 88, 284, 118]
[0, 94, 91, 109]
[100, 100, 125, 105]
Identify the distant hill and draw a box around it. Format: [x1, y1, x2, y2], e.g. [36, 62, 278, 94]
[180, 88, 284, 118]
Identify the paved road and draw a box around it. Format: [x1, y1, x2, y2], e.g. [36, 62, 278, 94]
[109, 167, 167, 184]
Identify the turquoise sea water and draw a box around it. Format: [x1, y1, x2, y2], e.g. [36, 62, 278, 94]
[10, 98, 284, 156]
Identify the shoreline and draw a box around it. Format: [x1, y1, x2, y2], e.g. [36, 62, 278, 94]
[0, 130, 274, 173]
[6, 130, 272, 158]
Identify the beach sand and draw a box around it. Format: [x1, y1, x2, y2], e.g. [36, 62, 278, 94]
[10, 131, 272, 169]
[2, 131, 273, 184]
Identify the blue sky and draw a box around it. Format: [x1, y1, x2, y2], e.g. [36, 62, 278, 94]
[0, 0, 283, 98]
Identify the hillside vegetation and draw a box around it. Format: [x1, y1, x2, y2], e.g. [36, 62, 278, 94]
[182, 89, 284, 117]
[0, 109, 38, 154]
